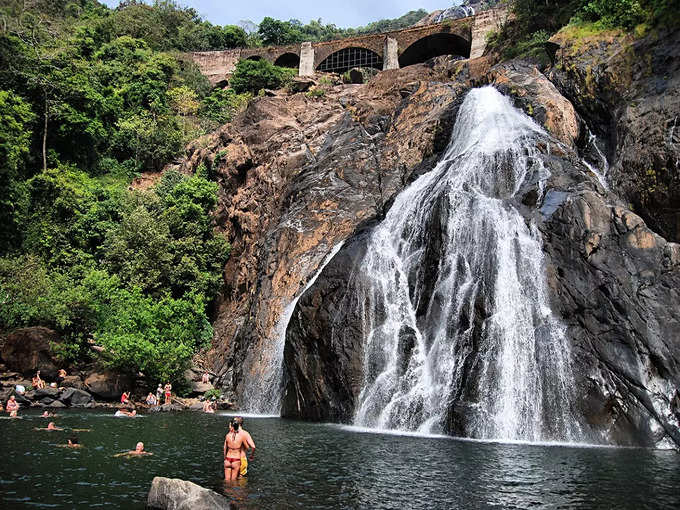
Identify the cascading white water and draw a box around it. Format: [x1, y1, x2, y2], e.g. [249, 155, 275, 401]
[241, 242, 345, 414]
[583, 129, 609, 190]
[351, 86, 582, 442]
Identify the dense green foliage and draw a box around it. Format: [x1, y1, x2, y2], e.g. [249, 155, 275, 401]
[0, 0, 435, 385]
[229, 59, 296, 94]
[492, 0, 679, 61]
[0, 1, 238, 384]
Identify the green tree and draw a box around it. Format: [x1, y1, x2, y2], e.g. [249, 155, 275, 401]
[229, 58, 295, 94]
[258, 17, 303, 45]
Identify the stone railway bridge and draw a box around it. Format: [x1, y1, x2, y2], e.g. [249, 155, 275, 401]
[190, 7, 508, 85]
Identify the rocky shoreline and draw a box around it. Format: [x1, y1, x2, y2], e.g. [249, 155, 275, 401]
[0, 327, 234, 413]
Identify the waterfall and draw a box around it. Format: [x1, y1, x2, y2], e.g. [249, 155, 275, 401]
[583, 129, 609, 190]
[351, 86, 582, 442]
[241, 242, 345, 414]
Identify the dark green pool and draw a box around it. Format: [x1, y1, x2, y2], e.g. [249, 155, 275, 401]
[1, 409, 679, 509]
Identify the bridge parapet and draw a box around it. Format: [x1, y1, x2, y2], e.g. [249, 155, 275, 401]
[190, 6, 508, 85]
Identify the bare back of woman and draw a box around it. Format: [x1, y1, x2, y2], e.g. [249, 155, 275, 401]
[224, 422, 245, 481]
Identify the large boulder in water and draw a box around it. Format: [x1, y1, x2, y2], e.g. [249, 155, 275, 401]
[84, 370, 133, 399]
[0, 327, 62, 378]
[147, 476, 231, 510]
[59, 387, 94, 406]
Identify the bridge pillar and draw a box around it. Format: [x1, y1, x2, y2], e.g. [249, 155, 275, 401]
[383, 37, 399, 70]
[299, 42, 315, 76]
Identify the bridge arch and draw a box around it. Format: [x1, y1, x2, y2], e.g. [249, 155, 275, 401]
[398, 33, 471, 67]
[246, 55, 263, 61]
[316, 46, 383, 74]
[274, 52, 300, 68]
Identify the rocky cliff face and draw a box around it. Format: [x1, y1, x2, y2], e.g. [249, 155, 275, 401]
[179, 28, 680, 448]
[280, 33, 680, 447]
[176, 68, 470, 402]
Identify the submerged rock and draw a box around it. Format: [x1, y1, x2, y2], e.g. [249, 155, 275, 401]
[146, 477, 231, 510]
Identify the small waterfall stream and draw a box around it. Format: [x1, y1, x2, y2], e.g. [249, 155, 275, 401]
[241, 242, 345, 414]
[350, 86, 582, 442]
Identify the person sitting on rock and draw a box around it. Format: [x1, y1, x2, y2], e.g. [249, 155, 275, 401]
[57, 369, 67, 386]
[120, 391, 130, 405]
[145, 392, 158, 406]
[201, 372, 210, 384]
[164, 383, 172, 405]
[114, 408, 136, 417]
[32, 371, 45, 390]
[114, 442, 152, 457]
[202, 400, 215, 413]
[6, 395, 19, 417]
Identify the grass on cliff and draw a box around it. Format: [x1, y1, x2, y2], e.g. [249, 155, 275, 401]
[488, 0, 679, 63]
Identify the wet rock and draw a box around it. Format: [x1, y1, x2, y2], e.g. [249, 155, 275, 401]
[48, 400, 66, 408]
[491, 60, 580, 147]
[548, 28, 680, 242]
[84, 370, 133, 400]
[147, 476, 231, 510]
[0, 327, 62, 378]
[60, 375, 86, 390]
[34, 388, 59, 400]
[59, 388, 94, 407]
[169, 62, 468, 403]
[281, 73, 680, 448]
[190, 381, 213, 395]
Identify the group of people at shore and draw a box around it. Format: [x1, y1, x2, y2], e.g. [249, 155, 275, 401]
[5, 370, 255, 480]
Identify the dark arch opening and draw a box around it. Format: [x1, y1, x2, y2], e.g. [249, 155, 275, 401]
[246, 55, 262, 61]
[398, 33, 470, 67]
[316, 47, 382, 74]
[274, 52, 300, 68]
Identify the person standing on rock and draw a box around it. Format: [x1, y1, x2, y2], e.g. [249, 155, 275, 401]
[232, 416, 255, 478]
[6, 395, 19, 417]
[164, 383, 172, 405]
[156, 384, 163, 402]
[201, 372, 210, 384]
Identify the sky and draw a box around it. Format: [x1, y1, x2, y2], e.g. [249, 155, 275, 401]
[99, 1, 458, 29]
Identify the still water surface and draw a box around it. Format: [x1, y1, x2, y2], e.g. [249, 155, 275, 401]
[1, 410, 679, 509]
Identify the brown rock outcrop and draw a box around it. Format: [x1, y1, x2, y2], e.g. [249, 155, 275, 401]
[0, 327, 62, 378]
[172, 63, 468, 401]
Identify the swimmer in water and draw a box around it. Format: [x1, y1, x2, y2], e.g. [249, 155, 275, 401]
[203, 400, 215, 413]
[35, 422, 63, 431]
[56, 436, 82, 448]
[42, 411, 57, 418]
[114, 409, 137, 417]
[114, 442, 152, 457]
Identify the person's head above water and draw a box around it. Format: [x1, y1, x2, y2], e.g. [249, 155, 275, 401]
[231, 419, 240, 432]
[68, 436, 79, 445]
[47, 422, 57, 429]
[135, 442, 144, 452]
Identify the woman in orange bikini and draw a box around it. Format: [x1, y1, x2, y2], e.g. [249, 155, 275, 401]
[223, 420, 246, 481]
